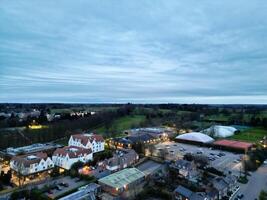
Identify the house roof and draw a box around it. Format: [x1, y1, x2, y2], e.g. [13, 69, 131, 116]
[127, 133, 155, 143]
[106, 149, 138, 167]
[211, 177, 228, 191]
[53, 146, 92, 158]
[11, 152, 48, 167]
[174, 185, 206, 200]
[71, 134, 104, 146]
[174, 185, 193, 198]
[214, 139, 252, 150]
[98, 168, 145, 189]
[176, 132, 215, 143]
[112, 133, 155, 145]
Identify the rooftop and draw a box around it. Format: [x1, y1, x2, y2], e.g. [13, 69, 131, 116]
[5, 143, 62, 156]
[98, 168, 145, 189]
[214, 139, 253, 150]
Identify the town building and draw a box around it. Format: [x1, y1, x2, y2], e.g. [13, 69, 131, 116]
[59, 183, 100, 200]
[52, 146, 93, 170]
[10, 152, 54, 176]
[98, 168, 146, 199]
[210, 176, 237, 199]
[175, 132, 215, 144]
[169, 159, 199, 182]
[1, 143, 62, 158]
[213, 139, 253, 152]
[173, 185, 207, 200]
[125, 127, 175, 139]
[103, 149, 139, 172]
[68, 133, 105, 153]
[108, 133, 158, 149]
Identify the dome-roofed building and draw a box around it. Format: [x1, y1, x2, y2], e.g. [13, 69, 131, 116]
[203, 125, 237, 138]
[175, 132, 215, 144]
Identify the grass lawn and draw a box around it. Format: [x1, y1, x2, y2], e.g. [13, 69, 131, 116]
[204, 114, 230, 122]
[93, 115, 146, 136]
[229, 127, 267, 142]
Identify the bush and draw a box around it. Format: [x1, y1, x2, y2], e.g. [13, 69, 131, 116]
[238, 176, 248, 184]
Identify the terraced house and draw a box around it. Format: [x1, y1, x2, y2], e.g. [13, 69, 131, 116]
[68, 133, 105, 153]
[10, 152, 54, 176]
[52, 146, 93, 170]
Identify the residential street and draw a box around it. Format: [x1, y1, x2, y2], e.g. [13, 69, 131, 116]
[238, 164, 267, 200]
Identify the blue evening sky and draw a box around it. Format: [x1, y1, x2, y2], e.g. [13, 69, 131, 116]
[0, 1, 267, 103]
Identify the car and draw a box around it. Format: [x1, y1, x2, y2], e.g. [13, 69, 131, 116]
[197, 151, 203, 154]
[237, 194, 244, 199]
[210, 153, 215, 156]
[234, 160, 239, 163]
[48, 190, 53, 194]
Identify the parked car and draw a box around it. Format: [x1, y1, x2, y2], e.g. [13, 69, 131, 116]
[237, 194, 244, 199]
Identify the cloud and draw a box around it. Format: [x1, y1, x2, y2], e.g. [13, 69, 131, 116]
[0, 0, 267, 103]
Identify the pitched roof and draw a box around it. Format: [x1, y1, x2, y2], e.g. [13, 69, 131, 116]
[11, 152, 48, 167]
[174, 185, 193, 198]
[53, 146, 92, 158]
[98, 168, 145, 189]
[174, 186, 206, 200]
[71, 134, 104, 146]
[214, 139, 252, 150]
[106, 149, 138, 167]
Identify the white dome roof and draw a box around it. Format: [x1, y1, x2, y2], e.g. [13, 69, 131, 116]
[176, 132, 214, 143]
[203, 125, 237, 138]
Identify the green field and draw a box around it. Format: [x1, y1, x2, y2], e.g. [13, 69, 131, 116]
[50, 106, 119, 114]
[93, 115, 146, 136]
[204, 114, 230, 122]
[230, 127, 267, 142]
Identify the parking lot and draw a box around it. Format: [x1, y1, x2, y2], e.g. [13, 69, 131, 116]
[137, 160, 164, 176]
[153, 141, 243, 175]
[42, 176, 87, 199]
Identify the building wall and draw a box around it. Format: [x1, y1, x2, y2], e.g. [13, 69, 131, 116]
[68, 136, 104, 153]
[91, 140, 104, 153]
[52, 153, 93, 170]
[10, 157, 54, 176]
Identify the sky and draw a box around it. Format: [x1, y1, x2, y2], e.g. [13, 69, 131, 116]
[0, 1, 267, 104]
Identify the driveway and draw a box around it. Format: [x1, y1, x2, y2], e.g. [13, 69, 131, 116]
[237, 164, 267, 200]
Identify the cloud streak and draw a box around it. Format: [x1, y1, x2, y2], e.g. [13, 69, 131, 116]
[0, 1, 267, 103]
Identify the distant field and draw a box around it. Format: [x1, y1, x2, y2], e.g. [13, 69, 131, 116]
[229, 127, 267, 142]
[93, 115, 146, 136]
[50, 106, 119, 114]
[204, 114, 229, 122]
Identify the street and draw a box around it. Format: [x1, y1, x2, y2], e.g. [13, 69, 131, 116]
[238, 164, 267, 200]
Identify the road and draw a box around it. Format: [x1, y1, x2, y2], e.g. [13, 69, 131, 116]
[238, 164, 267, 200]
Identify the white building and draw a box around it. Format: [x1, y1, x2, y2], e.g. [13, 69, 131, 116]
[10, 152, 54, 176]
[176, 132, 215, 143]
[52, 146, 93, 170]
[68, 133, 105, 153]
